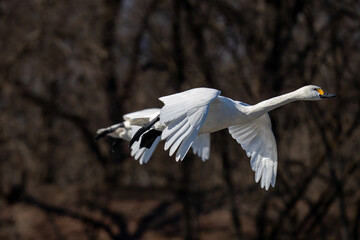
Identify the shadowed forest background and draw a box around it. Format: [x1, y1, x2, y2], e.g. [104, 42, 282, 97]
[1, 0, 360, 239]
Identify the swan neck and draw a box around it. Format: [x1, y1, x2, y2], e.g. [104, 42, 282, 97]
[247, 91, 300, 118]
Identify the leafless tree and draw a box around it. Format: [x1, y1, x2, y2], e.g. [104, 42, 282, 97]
[0, 0, 360, 239]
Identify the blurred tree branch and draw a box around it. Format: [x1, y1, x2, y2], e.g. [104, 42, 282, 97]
[18, 86, 107, 165]
[1, 0, 360, 239]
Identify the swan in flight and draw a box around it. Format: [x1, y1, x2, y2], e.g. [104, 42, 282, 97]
[130, 85, 335, 190]
[96, 108, 210, 164]
[96, 108, 160, 141]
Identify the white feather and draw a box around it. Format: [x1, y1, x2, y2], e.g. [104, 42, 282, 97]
[228, 114, 277, 190]
[191, 134, 210, 161]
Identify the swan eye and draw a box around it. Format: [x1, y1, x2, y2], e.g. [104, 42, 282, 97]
[315, 88, 324, 95]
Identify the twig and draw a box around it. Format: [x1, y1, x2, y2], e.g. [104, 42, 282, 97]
[20, 88, 108, 165]
[220, 132, 242, 240]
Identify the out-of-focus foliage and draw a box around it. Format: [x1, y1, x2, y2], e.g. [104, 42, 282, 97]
[1, 0, 360, 239]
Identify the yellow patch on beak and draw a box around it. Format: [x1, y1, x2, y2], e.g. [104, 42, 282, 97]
[316, 88, 324, 95]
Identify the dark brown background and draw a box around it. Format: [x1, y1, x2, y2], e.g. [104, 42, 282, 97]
[1, 0, 360, 239]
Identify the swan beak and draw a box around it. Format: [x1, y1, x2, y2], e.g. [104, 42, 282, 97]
[320, 92, 336, 98]
[316, 88, 335, 98]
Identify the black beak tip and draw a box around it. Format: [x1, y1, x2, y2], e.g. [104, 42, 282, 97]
[321, 93, 336, 98]
[95, 131, 109, 141]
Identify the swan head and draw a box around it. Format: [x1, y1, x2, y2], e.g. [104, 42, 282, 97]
[296, 85, 336, 101]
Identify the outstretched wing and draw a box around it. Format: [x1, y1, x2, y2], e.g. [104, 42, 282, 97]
[228, 114, 277, 190]
[191, 133, 210, 162]
[159, 88, 220, 161]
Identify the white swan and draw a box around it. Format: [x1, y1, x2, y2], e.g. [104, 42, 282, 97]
[96, 108, 210, 164]
[96, 108, 160, 141]
[131, 85, 335, 190]
[96, 108, 162, 164]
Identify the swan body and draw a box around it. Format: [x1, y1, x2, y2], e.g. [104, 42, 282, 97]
[96, 108, 163, 164]
[131, 85, 335, 190]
